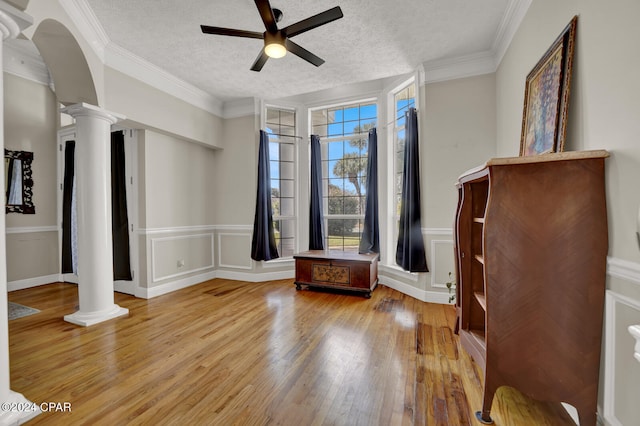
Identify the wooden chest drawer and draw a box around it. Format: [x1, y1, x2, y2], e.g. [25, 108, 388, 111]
[294, 250, 378, 298]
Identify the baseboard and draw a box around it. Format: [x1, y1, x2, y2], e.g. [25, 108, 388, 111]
[136, 270, 218, 299]
[216, 269, 294, 282]
[135, 268, 295, 298]
[379, 272, 450, 304]
[7, 274, 61, 292]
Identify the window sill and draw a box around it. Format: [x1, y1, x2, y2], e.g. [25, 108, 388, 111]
[379, 263, 420, 283]
[263, 257, 295, 268]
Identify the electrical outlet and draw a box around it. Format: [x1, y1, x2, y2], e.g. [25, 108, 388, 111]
[177, 259, 185, 268]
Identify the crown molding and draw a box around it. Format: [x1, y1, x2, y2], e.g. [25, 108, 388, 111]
[222, 97, 259, 119]
[104, 42, 224, 117]
[59, 0, 108, 61]
[421, 0, 531, 84]
[422, 50, 496, 84]
[58, 0, 532, 114]
[491, 0, 532, 66]
[59, 0, 224, 117]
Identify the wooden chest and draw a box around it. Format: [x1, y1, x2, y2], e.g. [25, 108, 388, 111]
[293, 250, 378, 298]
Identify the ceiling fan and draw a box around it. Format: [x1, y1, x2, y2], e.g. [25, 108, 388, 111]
[200, 0, 343, 72]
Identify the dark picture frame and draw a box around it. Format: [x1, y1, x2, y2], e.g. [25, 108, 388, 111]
[519, 16, 577, 156]
[4, 149, 35, 214]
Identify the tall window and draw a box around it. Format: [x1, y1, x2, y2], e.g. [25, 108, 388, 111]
[311, 101, 377, 251]
[393, 81, 416, 240]
[265, 107, 296, 258]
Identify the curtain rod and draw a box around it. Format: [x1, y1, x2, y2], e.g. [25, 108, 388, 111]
[381, 108, 419, 129]
[267, 108, 419, 141]
[267, 133, 303, 140]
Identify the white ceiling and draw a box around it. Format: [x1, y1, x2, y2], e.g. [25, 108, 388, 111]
[82, 0, 513, 103]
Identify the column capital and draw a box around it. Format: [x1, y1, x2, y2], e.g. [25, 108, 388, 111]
[0, 1, 32, 41]
[630, 325, 640, 363]
[61, 102, 126, 125]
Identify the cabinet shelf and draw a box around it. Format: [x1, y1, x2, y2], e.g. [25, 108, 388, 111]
[474, 254, 484, 265]
[469, 328, 486, 349]
[473, 217, 485, 224]
[474, 292, 486, 311]
[460, 329, 487, 370]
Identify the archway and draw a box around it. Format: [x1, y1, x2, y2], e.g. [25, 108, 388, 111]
[31, 18, 97, 105]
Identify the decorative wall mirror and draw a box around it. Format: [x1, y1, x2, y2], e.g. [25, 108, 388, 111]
[4, 149, 35, 214]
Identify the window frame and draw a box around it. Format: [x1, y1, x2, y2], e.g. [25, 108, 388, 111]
[388, 77, 417, 261]
[310, 98, 378, 252]
[264, 105, 298, 259]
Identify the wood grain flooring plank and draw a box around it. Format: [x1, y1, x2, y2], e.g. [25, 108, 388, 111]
[7, 280, 577, 425]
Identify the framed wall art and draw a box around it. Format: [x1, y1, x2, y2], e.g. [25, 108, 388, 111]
[4, 149, 35, 214]
[519, 16, 577, 156]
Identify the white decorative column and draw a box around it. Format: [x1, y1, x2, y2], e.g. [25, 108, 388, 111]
[630, 325, 640, 363]
[61, 103, 128, 326]
[0, 3, 41, 426]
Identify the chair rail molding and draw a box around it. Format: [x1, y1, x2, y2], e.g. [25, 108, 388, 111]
[606, 256, 640, 286]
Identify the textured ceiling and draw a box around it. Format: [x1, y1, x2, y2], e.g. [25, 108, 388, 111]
[84, 0, 510, 102]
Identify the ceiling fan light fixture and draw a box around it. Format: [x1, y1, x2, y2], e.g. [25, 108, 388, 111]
[264, 32, 287, 58]
[200, 1, 344, 71]
[265, 41, 286, 58]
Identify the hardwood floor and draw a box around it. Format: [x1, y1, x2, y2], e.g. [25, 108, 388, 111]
[8, 279, 576, 425]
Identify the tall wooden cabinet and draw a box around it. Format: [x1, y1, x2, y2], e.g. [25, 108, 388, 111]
[454, 150, 609, 426]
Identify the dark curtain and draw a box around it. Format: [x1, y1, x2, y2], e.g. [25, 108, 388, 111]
[251, 130, 279, 261]
[359, 128, 379, 254]
[396, 108, 429, 272]
[309, 134, 324, 250]
[61, 134, 133, 279]
[111, 131, 133, 281]
[61, 141, 75, 274]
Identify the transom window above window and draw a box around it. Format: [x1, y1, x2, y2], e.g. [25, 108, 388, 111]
[311, 103, 377, 138]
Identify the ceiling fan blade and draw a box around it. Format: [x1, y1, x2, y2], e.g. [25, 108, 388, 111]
[254, 0, 278, 33]
[285, 39, 325, 67]
[283, 6, 343, 38]
[200, 25, 264, 39]
[250, 50, 269, 72]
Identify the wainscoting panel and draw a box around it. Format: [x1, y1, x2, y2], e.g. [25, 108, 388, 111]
[430, 239, 455, 289]
[6, 230, 59, 283]
[218, 232, 252, 270]
[603, 289, 640, 426]
[151, 233, 214, 282]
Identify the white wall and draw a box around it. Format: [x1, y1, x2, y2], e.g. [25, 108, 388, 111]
[496, 1, 640, 424]
[105, 68, 224, 150]
[137, 129, 217, 292]
[4, 73, 57, 228]
[214, 114, 258, 226]
[413, 73, 497, 298]
[497, 0, 640, 262]
[141, 130, 216, 229]
[422, 73, 497, 228]
[4, 72, 58, 285]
